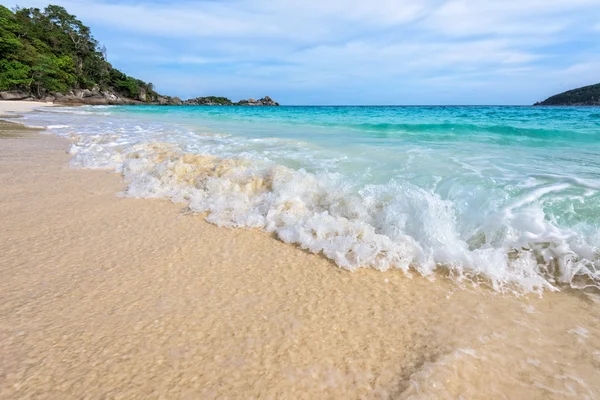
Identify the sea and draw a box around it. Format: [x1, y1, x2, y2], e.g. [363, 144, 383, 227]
[24, 105, 600, 294]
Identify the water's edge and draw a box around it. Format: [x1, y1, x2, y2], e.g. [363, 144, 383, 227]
[21, 105, 600, 293]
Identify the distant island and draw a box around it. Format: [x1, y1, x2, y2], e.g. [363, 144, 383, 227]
[534, 83, 600, 106]
[180, 96, 279, 106]
[0, 5, 278, 106]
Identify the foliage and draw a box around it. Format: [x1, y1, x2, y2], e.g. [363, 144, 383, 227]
[206, 96, 233, 106]
[200, 96, 234, 105]
[0, 4, 157, 100]
[537, 83, 600, 106]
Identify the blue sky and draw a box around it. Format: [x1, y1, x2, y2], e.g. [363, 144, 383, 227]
[5, 0, 600, 105]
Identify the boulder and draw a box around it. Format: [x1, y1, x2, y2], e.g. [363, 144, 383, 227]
[102, 91, 118, 101]
[0, 90, 30, 100]
[156, 96, 170, 105]
[82, 97, 108, 105]
[138, 88, 147, 102]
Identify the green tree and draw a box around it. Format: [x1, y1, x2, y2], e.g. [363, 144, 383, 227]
[0, 59, 30, 90]
[0, 4, 159, 100]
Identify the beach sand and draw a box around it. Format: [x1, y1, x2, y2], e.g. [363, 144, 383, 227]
[1, 102, 599, 399]
[0, 100, 53, 114]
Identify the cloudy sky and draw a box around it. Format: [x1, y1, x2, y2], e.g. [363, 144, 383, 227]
[5, 0, 600, 104]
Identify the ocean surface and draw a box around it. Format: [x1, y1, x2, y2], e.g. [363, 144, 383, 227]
[25, 105, 600, 293]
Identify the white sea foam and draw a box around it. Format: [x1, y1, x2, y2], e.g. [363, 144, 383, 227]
[66, 135, 600, 293]
[31, 107, 600, 293]
[46, 124, 71, 129]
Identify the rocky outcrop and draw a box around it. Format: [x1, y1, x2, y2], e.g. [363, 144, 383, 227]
[0, 87, 148, 105]
[51, 90, 143, 105]
[182, 95, 279, 106]
[0, 90, 31, 101]
[156, 95, 182, 106]
[0, 90, 279, 107]
[535, 83, 600, 106]
[236, 96, 279, 106]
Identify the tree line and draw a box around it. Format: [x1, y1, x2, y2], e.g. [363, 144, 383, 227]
[0, 4, 158, 101]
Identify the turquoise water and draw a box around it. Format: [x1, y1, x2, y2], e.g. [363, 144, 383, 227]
[26, 105, 600, 292]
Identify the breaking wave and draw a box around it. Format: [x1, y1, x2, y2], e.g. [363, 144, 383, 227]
[19, 104, 600, 294]
[67, 134, 600, 294]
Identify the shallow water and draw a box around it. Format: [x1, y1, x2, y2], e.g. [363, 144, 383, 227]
[24, 105, 600, 293]
[5, 107, 600, 398]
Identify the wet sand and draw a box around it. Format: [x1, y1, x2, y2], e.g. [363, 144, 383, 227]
[0, 107, 599, 399]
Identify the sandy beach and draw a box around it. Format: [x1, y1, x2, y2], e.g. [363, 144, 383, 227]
[0, 101, 54, 114]
[1, 101, 599, 399]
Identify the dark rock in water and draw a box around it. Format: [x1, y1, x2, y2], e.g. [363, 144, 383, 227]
[236, 96, 280, 106]
[0, 90, 30, 100]
[535, 83, 600, 106]
[156, 95, 183, 105]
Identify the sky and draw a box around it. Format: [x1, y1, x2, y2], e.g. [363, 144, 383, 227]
[4, 0, 600, 105]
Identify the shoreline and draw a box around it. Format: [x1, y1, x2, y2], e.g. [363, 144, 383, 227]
[0, 100, 55, 114]
[1, 103, 599, 398]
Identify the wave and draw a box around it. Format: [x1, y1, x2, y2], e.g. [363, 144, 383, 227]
[348, 122, 589, 142]
[38, 107, 113, 116]
[67, 134, 600, 294]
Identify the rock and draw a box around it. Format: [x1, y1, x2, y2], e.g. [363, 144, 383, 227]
[72, 89, 95, 99]
[236, 96, 279, 106]
[82, 97, 109, 105]
[44, 95, 56, 103]
[156, 96, 170, 105]
[102, 91, 118, 101]
[0, 90, 30, 100]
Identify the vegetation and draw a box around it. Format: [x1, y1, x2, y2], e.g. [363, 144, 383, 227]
[535, 83, 600, 106]
[184, 96, 280, 106]
[184, 96, 234, 105]
[0, 4, 158, 101]
[199, 96, 234, 105]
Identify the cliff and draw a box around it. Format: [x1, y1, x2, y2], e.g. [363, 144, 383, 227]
[534, 83, 600, 106]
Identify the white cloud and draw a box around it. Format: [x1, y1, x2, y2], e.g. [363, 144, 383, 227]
[17, 0, 431, 41]
[6, 0, 600, 104]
